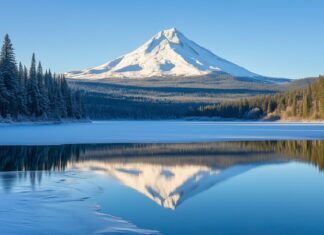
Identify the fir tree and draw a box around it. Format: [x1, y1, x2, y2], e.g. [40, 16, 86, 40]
[267, 99, 273, 114]
[54, 75, 66, 118]
[36, 62, 49, 116]
[302, 87, 310, 118]
[0, 34, 19, 116]
[27, 53, 41, 116]
[16, 62, 28, 116]
[0, 73, 9, 117]
[291, 95, 297, 116]
[60, 76, 73, 117]
[319, 76, 324, 119]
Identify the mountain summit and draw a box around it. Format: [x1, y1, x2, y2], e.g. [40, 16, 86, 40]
[65, 28, 270, 80]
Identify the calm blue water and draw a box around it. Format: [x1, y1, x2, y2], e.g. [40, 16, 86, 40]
[95, 162, 324, 235]
[0, 141, 324, 234]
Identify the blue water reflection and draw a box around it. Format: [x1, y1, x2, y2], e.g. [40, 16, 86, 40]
[0, 141, 323, 235]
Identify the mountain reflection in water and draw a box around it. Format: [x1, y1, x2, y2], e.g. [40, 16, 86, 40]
[1, 141, 323, 209]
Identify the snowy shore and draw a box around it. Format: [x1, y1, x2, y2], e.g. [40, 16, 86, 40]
[0, 118, 91, 125]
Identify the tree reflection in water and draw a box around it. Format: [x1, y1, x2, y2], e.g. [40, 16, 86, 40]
[0, 141, 323, 195]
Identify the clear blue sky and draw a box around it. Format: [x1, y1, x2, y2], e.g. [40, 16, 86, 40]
[0, 0, 323, 79]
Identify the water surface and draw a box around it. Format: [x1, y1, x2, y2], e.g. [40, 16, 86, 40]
[0, 121, 323, 145]
[0, 141, 324, 234]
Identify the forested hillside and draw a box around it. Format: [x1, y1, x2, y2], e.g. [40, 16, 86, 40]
[191, 76, 324, 120]
[71, 75, 281, 119]
[0, 35, 86, 121]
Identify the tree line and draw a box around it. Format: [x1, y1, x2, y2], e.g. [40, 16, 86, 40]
[190, 76, 324, 120]
[0, 34, 86, 121]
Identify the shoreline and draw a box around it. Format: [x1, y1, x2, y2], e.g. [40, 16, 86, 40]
[1, 118, 324, 126]
[0, 118, 91, 126]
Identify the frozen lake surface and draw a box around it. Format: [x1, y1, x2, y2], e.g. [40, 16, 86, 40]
[0, 121, 324, 145]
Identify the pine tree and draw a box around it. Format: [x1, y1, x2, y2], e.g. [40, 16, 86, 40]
[319, 76, 324, 119]
[267, 99, 273, 114]
[302, 86, 311, 118]
[27, 53, 41, 116]
[72, 90, 82, 119]
[0, 34, 19, 116]
[60, 76, 73, 117]
[54, 75, 66, 118]
[23, 66, 28, 86]
[37, 62, 49, 117]
[291, 94, 297, 116]
[15, 62, 28, 116]
[18, 62, 24, 86]
[0, 73, 9, 117]
[47, 70, 56, 117]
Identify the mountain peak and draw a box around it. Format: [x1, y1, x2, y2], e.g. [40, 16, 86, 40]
[162, 27, 178, 34]
[66, 28, 271, 80]
[152, 27, 183, 45]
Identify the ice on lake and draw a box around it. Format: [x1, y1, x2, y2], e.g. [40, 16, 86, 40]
[0, 121, 323, 145]
[0, 170, 160, 235]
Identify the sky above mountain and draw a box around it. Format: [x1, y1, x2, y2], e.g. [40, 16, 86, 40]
[0, 0, 323, 79]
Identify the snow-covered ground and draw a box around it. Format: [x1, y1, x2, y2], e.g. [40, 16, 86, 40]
[0, 170, 160, 235]
[0, 121, 323, 145]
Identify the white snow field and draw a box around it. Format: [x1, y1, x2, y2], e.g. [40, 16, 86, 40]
[0, 170, 160, 235]
[66, 28, 270, 80]
[0, 121, 323, 145]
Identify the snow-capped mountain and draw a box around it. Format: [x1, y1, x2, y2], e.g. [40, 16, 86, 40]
[65, 28, 264, 80]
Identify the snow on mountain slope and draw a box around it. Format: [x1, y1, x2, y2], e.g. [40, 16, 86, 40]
[65, 28, 261, 79]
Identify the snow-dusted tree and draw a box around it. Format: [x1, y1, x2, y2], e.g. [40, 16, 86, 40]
[54, 74, 67, 118]
[23, 66, 28, 86]
[27, 53, 41, 116]
[0, 34, 19, 116]
[46, 70, 54, 115]
[16, 62, 28, 116]
[60, 76, 73, 117]
[18, 62, 24, 86]
[72, 90, 86, 119]
[0, 73, 9, 117]
[37, 62, 49, 117]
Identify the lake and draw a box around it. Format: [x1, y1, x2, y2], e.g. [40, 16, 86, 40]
[0, 121, 324, 145]
[0, 122, 324, 234]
